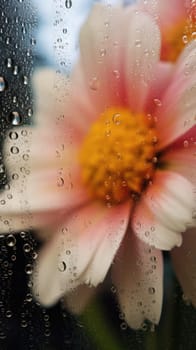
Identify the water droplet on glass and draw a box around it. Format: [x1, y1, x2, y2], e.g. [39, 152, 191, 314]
[27, 108, 33, 117]
[65, 0, 72, 8]
[58, 261, 66, 272]
[153, 98, 162, 107]
[25, 264, 33, 275]
[23, 75, 28, 85]
[6, 234, 16, 247]
[12, 173, 19, 180]
[23, 243, 31, 253]
[6, 57, 12, 68]
[8, 111, 22, 125]
[21, 320, 28, 328]
[10, 146, 19, 154]
[135, 39, 142, 47]
[6, 310, 12, 318]
[182, 35, 188, 44]
[13, 65, 19, 75]
[112, 70, 120, 79]
[0, 76, 6, 92]
[148, 287, 155, 295]
[99, 48, 106, 57]
[9, 131, 18, 140]
[89, 76, 99, 91]
[30, 38, 36, 45]
[112, 113, 121, 125]
[57, 177, 64, 187]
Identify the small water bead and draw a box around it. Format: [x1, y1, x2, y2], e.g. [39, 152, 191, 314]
[21, 320, 28, 328]
[0, 164, 5, 173]
[23, 75, 28, 85]
[11, 254, 16, 261]
[6, 234, 16, 247]
[21, 129, 28, 136]
[0, 76, 6, 92]
[5, 37, 10, 45]
[57, 177, 64, 187]
[12, 173, 19, 180]
[112, 70, 120, 79]
[6, 310, 12, 318]
[8, 111, 22, 125]
[27, 108, 33, 117]
[58, 261, 66, 272]
[32, 251, 38, 260]
[25, 264, 33, 275]
[23, 243, 31, 253]
[153, 98, 162, 107]
[99, 48, 106, 57]
[26, 293, 32, 302]
[6, 57, 12, 68]
[112, 113, 121, 125]
[182, 34, 188, 44]
[13, 65, 19, 75]
[30, 38, 36, 46]
[22, 154, 29, 161]
[10, 146, 19, 154]
[148, 287, 155, 295]
[65, 0, 72, 8]
[135, 39, 142, 47]
[89, 76, 99, 91]
[9, 131, 18, 140]
[120, 322, 127, 330]
[13, 96, 17, 103]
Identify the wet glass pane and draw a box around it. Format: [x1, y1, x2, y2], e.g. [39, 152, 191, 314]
[0, 0, 196, 349]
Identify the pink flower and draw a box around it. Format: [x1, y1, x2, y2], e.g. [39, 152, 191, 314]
[138, 0, 196, 62]
[1, 5, 196, 328]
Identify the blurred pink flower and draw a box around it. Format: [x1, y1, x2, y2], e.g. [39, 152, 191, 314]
[138, 0, 196, 61]
[1, 4, 196, 328]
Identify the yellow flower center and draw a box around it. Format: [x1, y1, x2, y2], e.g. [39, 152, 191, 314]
[79, 107, 158, 205]
[162, 17, 196, 62]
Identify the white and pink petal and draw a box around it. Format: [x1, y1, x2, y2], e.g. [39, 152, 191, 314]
[112, 232, 163, 329]
[32, 200, 131, 306]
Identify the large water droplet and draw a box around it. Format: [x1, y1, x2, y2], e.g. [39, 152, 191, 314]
[0, 76, 6, 92]
[8, 111, 22, 125]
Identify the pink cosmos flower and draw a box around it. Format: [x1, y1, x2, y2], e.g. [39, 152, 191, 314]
[1, 5, 196, 329]
[138, 0, 196, 62]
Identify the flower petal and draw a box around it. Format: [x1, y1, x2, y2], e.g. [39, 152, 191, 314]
[79, 4, 130, 114]
[112, 232, 163, 329]
[33, 200, 131, 306]
[155, 41, 196, 149]
[161, 127, 196, 185]
[138, 0, 187, 31]
[132, 170, 194, 250]
[0, 126, 89, 234]
[124, 11, 161, 112]
[132, 197, 183, 251]
[144, 61, 173, 113]
[171, 228, 196, 306]
[143, 170, 195, 232]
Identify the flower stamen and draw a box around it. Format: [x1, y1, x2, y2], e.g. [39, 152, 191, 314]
[79, 107, 158, 205]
